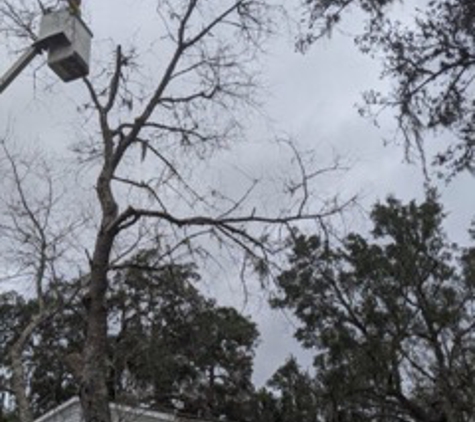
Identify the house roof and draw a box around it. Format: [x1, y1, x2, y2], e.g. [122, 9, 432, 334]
[34, 397, 201, 422]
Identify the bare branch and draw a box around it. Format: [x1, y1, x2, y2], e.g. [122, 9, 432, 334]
[104, 45, 123, 114]
[109, 204, 344, 237]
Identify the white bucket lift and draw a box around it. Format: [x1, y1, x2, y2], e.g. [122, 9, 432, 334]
[0, 9, 93, 94]
[37, 10, 93, 82]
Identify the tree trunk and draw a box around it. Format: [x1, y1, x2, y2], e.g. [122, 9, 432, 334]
[80, 231, 114, 422]
[9, 312, 50, 422]
[10, 348, 34, 422]
[80, 169, 118, 422]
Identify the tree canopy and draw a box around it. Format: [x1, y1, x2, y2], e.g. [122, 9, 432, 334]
[300, 0, 475, 177]
[0, 250, 259, 422]
[273, 193, 475, 422]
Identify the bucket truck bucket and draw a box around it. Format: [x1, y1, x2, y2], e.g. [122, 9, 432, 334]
[36, 10, 93, 82]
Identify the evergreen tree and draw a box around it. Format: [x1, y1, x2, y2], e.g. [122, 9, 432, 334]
[0, 251, 259, 422]
[107, 252, 259, 421]
[266, 357, 319, 422]
[273, 193, 475, 422]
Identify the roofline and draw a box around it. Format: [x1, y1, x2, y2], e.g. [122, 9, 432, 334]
[111, 401, 179, 421]
[33, 397, 206, 422]
[34, 396, 80, 422]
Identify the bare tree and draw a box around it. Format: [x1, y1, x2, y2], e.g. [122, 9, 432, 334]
[0, 141, 83, 422]
[0, 1, 349, 421]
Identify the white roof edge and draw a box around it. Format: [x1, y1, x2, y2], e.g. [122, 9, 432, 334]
[34, 396, 80, 422]
[111, 402, 178, 421]
[34, 396, 204, 422]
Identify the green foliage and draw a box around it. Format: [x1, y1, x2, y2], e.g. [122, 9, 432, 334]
[106, 254, 259, 421]
[273, 194, 475, 421]
[0, 412, 18, 422]
[297, 0, 395, 50]
[301, 0, 475, 177]
[266, 357, 320, 422]
[249, 357, 320, 422]
[0, 251, 259, 422]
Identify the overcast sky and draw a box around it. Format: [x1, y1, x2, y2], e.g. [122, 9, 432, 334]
[1, 0, 474, 388]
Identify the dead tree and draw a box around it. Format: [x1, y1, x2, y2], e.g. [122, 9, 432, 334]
[0, 142, 84, 422]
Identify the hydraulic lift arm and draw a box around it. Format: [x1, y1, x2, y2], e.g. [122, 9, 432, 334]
[0, 45, 41, 94]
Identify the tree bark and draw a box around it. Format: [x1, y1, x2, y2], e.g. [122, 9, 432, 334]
[9, 300, 51, 422]
[79, 234, 113, 422]
[79, 170, 118, 422]
[10, 343, 34, 422]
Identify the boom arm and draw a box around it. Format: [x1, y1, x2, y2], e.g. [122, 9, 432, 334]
[0, 46, 41, 94]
